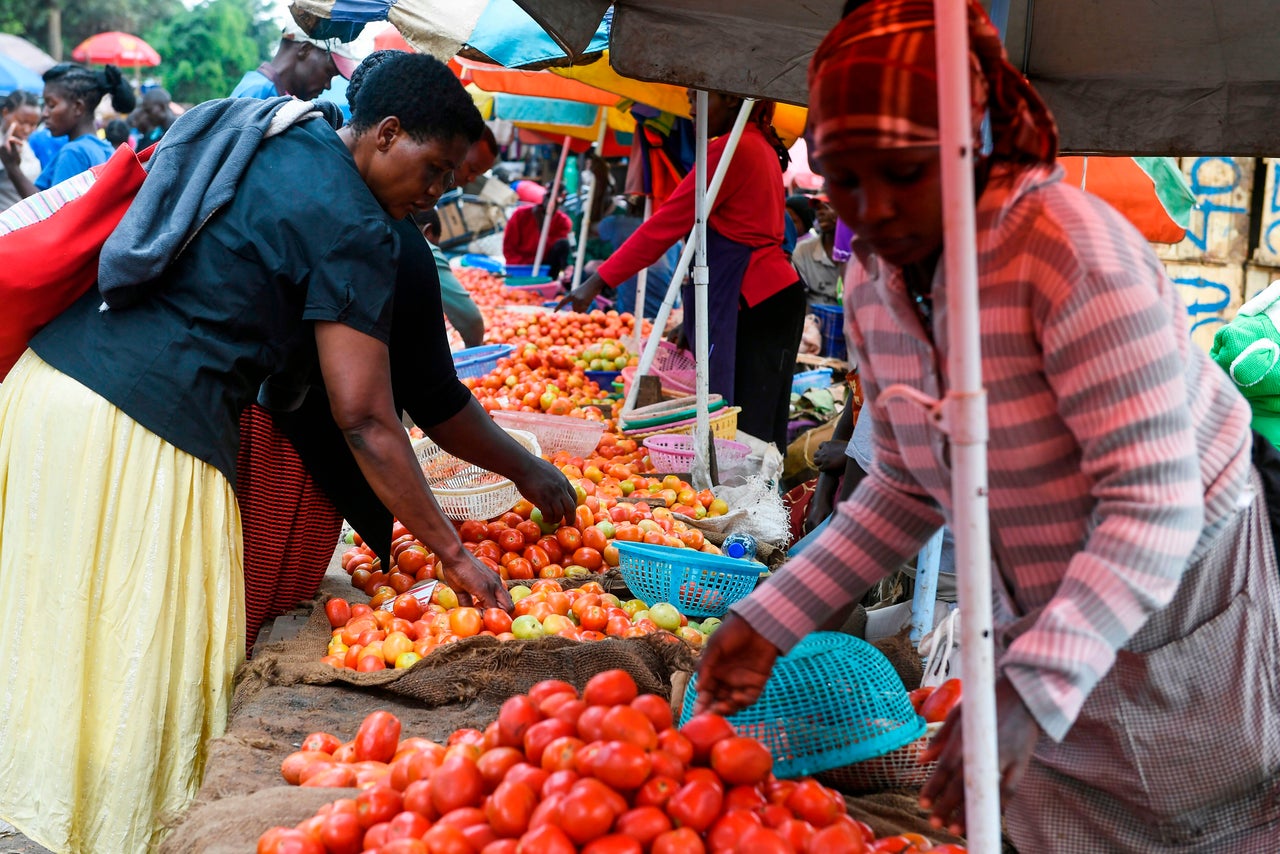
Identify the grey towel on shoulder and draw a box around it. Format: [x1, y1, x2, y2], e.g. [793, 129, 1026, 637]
[97, 96, 344, 309]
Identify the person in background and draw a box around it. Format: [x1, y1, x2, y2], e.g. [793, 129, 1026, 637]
[138, 87, 177, 145]
[103, 118, 130, 149]
[230, 22, 359, 101]
[785, 193, 817, 241]
[597, 194, 679, 320]
[790, 196, 841, 305]
[25, 123, 66, 170]
[695, 1, 1280, 849]
[32, 63, 136, 194]
[560, 92, 805, 453]
[414, 206, 485, 347]
[127, 106, 152, 148]
[455, 124, 498, 188]
[0, 90, 41, 208]
[503, 182, 572, 276]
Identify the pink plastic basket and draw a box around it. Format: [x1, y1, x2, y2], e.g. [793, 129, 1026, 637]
[643, 434, 751, 471]
[622, 341, 697, 396]
[489, 410, 606, 457]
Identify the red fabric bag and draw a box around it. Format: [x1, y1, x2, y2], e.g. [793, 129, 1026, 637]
[0, 143, 153, 379]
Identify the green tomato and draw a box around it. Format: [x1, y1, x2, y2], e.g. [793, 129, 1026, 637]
[343, 529, 355, 545]
[511, 614, 545, 639]
[530, 507, 557, 535]
[700, 617, 722, 634]
[632, 610, 650, 624]
[596, 520, 616, 539]
[622, 598, 649, 618]
[648, 602, 682, 632]
[509, 585, 533, 603]
[564, 564, 591, 579]
[620, 480, 635, 496]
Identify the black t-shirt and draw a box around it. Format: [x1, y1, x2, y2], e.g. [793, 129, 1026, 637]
[273, 217, 474, 560]
[31, 119, 398, 481]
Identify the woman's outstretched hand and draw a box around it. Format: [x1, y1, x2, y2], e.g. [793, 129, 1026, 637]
[693, 613, 781, 715]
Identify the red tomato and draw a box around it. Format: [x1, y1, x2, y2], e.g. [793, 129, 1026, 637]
[665, 779, 723, 833]
[541, 768, 580, 798]
[555, 526, 583, 551]
[431, 754, 485, 815]
[593, 741, 653, 790]
[547, 697, 587, 729]
[354, 711, 402, 764]
[325, 598, 352, 629]
[723, 784, 767, 813]
[498, 529, 527, 553]
[355, 785, 403, 829]
[384, 810, 431, 841]
[561, 783, 620, 844]
[516, 519, 543, 544]
[614, 806, 673, 848]
[503, 762, 549, 794]
[281, 750, 334, 785]
[908, 685, 935, 714]
[602, 704, 659, 750]
[582, 835, 644, 854]
[523, 718, 576, 765]
[392, 594, 424, 622]
[804, 821, 867, 853]
[710, 737, 774, 786]
[484, 607, 514, 634]
[498, 695, 543, 748]
[657, 729, 694, 765]
[257, 827, 323, 854]
[527, 792, 565, 831]
[679, 712, 735, 763]
[319, 811, 363, 854]
[477, 746, 525, 789]
[299, 764, 357, 788]
[528, 679, 578, 706]
[421, 823, 472, 854]
[573, 547, 604, 570]
[631, 693, 675, 733]
[537, 536, 565, 564]
[523, 545, 552, 571]
[583, 669, 639, 706]
[459, 520, 488, 542]
[648, 749, 685, 781]
[540, 735, 585, 773]
[736, 825, 795, 854]
[651, 827, 707, 854]
[775, 818, 816, 851]
[784, 780, 843, 828]
[482, 841, 520, 854]
[707, 812, 764, 853]
[486, 780, 538, 838]
[636, 775, 681, 809]
[581, 525, 609, 552]
[516, 824, 577, 854]
[919, 678, 963, 723]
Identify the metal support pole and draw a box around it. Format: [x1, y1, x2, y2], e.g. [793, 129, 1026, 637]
[571, 111, 610, 290]
[630, 195, 653, 351]
[690, 90, 712, 488]
[531, 135, 571, 275]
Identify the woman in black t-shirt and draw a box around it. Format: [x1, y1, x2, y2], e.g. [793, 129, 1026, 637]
[0, 54, 512, 854]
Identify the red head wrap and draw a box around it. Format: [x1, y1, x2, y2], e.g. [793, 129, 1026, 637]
[807, 0, 1057, 165]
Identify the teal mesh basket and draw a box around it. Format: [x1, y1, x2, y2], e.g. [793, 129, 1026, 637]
[679, 632, 925, 779]
[613, 541, 761, 617]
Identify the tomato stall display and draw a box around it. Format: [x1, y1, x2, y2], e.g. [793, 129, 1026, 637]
[574, 338, 638, 372]
[455, 268, 546, 309]
[264, 670, 968, 854]
[320, 580, 721, 669]
[482, 309, 647, 353]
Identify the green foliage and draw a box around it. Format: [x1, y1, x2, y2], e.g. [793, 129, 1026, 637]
[0, 0, 184, 54]
[143, 0, 275, 103]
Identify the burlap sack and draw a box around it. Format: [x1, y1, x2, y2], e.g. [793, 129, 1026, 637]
[233, 599, 700, 718]
[160, 787, 353, 854]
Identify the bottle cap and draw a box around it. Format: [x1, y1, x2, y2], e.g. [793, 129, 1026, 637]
[725, 541, 746, 559]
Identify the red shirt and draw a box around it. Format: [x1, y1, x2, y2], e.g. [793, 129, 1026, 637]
[503, 203, 572, 264]
[597, 123, 796, 307]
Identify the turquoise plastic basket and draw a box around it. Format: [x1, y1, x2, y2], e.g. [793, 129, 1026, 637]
[679, 632, 925, 779]
[614, 541, 760, 617]
[452, 344, 514, 379]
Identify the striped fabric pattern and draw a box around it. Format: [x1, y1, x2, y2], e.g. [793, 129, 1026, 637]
[236, 404, 344, 654]
[733, 162, 1252, 741]
[0, 169, 98, 235]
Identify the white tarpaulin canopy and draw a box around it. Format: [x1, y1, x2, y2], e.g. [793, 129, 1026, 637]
[511, 0, 1280, 155]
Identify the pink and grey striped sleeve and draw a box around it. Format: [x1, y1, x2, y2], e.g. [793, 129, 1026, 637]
[999, 234, 1210, 741]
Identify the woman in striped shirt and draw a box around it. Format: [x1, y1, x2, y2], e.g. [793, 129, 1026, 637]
[696, 1, 1280, 850]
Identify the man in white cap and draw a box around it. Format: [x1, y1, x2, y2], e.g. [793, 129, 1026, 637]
[230, 22, 360, 101]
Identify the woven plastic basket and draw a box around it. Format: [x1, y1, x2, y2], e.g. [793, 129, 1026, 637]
[811, 304, 847, 361]
[679, 632, 926, 779]
[412, 428, 540, 521]
[585, 369, 622, 389]
[626, 407, 740, 441]
[614, 541, 760, 617]
[452, 344, 514, 380]
[816, 721, 942, 794]
[643, 434, 751, 472]
[791, 368, 835, 395]
[490, 410, 606, 457]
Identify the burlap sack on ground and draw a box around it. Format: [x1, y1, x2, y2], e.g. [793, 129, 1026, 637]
[234, 599, 700, 718]
[160, 787, 351, 854]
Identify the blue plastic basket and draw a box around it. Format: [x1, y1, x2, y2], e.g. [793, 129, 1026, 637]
[614, 541, 761, 617]
[459, 254, 504, 273]
[585, 369, 622, 388]
[791, 368, 834, 395]
[505, 263, 550, 277]
[452, 344, 514, 379]
[679, 632, 925, 779]
[811, 304, 847, 361]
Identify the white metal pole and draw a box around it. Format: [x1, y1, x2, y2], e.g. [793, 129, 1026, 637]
[532, 135, 572, 275]
[935, 0, 1000, 849]
[630, 195, 653, 352]
[690, 90, 712, 488]
[572, 111, 610, 290]
[622, 99, 755, 416]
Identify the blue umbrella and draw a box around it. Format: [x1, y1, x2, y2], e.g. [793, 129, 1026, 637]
[0, 54, 44, 96]
[466, 0, 608, 67]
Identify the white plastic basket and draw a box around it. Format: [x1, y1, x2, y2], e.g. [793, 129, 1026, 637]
[815, 721, 942, 794]
[489, 410, 605, 457]
[412, 428, 540, 521]
[643, 434, 751, 472]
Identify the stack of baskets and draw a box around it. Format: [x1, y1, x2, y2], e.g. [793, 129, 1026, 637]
[678, 632, 932, 788]
[489, 410, 606, 457]
[620, 395, 740, 441]
[620, 341, 697, 399]
[643, 434, 751, 473]
[613, 541, 762, 618]
[411, 428, 540, 521]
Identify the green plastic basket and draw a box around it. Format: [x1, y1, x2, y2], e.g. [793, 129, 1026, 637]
[679, 632, 925, 778]
[613, 541, 760, 617]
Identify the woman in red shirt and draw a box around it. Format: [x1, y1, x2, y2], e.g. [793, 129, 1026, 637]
[559, 92, 804, 451]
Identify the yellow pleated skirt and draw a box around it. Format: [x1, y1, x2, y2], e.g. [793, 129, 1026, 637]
[0, 351, 245, 854]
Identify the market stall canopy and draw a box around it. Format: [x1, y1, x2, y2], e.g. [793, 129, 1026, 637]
[509, 0, 1280, 156]
[71, 32, 161, 67]
[0, 55, 45, 96]
[0, 34, 56, 75]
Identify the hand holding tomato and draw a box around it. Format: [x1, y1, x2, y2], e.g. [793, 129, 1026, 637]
[692, 613, 780, 716]
[555, 272, 606, 313]
[513, 457, 578, 528]
[918, 674, 1040, 835]
[438, 551, 515, 612]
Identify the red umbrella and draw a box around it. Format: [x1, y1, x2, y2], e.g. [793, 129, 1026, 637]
[71, 32, 161, 68]
[372, 25, 414, 53]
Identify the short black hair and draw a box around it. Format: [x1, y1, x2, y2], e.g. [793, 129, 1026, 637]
[786, 194, 817, 233]
[43, 62, 136, 114]
[412, 206, 441, 235]
[346, 50, 483, 145]
[2, 90, 38, 114]
[104, 119, 130, 147]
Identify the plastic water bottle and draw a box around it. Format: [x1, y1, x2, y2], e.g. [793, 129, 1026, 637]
[723, 533, 758, 561]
